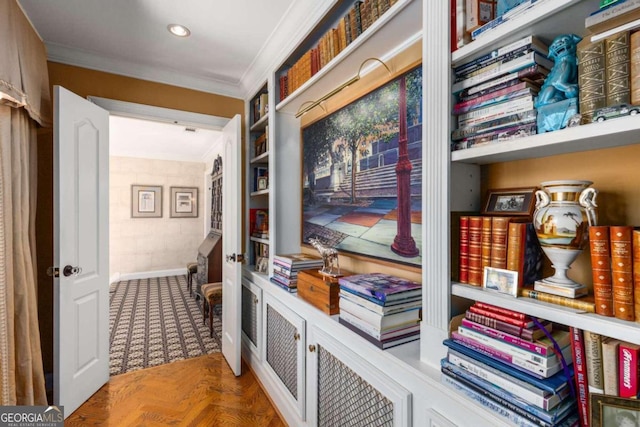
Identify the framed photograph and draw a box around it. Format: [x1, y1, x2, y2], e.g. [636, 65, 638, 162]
[483, 266, 518, 297]
[482, 187, 537, 218]
[255, 256, 268, 273]
[591, 394, 640, 427]
[257, 176, 268, 191]
[170, 187, 198, 218]
[301, 64, 423, 268]
[131, 185, 162, 218]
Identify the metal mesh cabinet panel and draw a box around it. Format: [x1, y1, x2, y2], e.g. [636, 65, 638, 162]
[241, 285, 258, 346]
[317, 345, 393, 427]
[266, 304, 298, 399]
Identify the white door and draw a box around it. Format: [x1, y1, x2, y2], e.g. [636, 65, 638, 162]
[53, 86, 110, 416]
[222, 114, 242, 376]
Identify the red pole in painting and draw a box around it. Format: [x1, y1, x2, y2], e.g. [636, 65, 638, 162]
[391, 75, 419, 257]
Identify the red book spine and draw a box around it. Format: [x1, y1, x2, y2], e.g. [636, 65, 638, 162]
[490, 216, 511, 269]
[611, 226, 634, 321]
[570, 327, 590, 427]
[459, 216, 470, 284]
[619, 342, 640, 398]
[464, 310, 537, 340]
[634, 229, 640, 321]
[467, 305, 532, 328]
[468, 216, 483, 286]
[473, 301, 527, 320]
[589, 225, 614, 316]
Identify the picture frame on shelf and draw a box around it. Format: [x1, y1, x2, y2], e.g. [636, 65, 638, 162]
[131, 185, 162, 218]
[590, 394, 640, 427]
[255, 256, 268, 273]
[300, 64, 423, 268]
[482, 187, 537, 218]
[482, 266, 518, 297]
[257, 176, 269, 191]
[170, 187, 198, 218]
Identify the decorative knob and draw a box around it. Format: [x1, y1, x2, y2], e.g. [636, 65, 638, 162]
[308, 345, 316, 352]
[293, 332, 300, 341]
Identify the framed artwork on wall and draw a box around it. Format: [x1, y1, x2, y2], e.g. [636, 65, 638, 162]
[170, 187, 198, 218]
[301, 64, 422, 267]
[131, 185, 162, 218]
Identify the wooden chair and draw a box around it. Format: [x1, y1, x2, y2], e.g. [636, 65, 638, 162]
[186, 262, 198, 296]
[200, 282, 222, 337]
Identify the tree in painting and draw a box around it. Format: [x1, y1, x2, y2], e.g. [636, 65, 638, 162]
[302, 65, 422, 266]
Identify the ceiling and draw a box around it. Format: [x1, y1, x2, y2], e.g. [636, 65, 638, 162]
[17, 0, 299, 98]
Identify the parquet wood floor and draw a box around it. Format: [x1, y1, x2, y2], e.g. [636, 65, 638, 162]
[66, 353, 286, 427]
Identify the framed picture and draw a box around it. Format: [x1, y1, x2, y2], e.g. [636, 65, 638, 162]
[482, 187, 537, 218]
[301, 64, 422, 267]
[591, 394, 640, 427]
[483, 266, 518, 297]
[257, 176, 268, 191]
[255, 256, 268, 273]
[131, 185, 162, 218]
[170, 187, 198, 218]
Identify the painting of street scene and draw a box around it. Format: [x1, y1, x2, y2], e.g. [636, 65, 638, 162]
[302, 65, 422, 267]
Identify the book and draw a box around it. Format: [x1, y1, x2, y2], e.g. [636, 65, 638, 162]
[519, 287, 597, 313]
[453, 84, 539, 115]
[634, 229, 640, 321]
[338, 297, 421, 329]
[490, 216, 516, 269]
[269, 277, 297, 293]
[441, 359, 577, 425]
[460, 318, 570, 357]
[338, 317, 419, 349]
[601, 337, 622, 396]
[451, 122, 537, 151]
[589, 225, 614, 316]
[443, 339, 574, 394]
[610, 225, 634, 321]
[456, 95, 535, 127]
[586, 0, 640, 33]
[273, 252, 323, 268]
[468, 304, 536, 328]
[337, 273, 421, 304]
[631, 30, 640, 104]
[459, 215, 470, 283]
[456, 326, 571, 368]
[577, 38, 607, 125]
[605, 30, 631, 106]
[481, 216, 493, 272]
[507, 222, 544, 288]
[468, 216, 483, 286]
[451, 109, 537, 141]
[451, 331, 568, 378]
[473, 301, 527, 319]
[619, 341, 640, 398]
[569, 327, 590, 427]
[456, 63, 549, 99]
[451, 51, 554, 93]
[464, 309, 552, 341]
[339, 309, 419, 338]
[455, 46, 547, 82]
[447, 349, 570, 410]
[584, 330, 605, 394]
[339, 290, 422, 315]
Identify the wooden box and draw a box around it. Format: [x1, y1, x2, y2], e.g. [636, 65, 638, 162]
[297, 269, 350, 315]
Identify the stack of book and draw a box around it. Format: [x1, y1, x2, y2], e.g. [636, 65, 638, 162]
[270, 253, 323, 293]
[337, 273, 422, 349]
[450, 35, 553, 151]
[442, 302, 578, 426]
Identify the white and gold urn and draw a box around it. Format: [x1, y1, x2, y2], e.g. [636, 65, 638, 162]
[533, 180, 598, 298]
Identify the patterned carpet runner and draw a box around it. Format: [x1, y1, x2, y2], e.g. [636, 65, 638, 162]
[109, 275, 221, 375]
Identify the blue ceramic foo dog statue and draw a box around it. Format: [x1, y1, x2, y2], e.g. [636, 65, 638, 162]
[535, 34, 582, 133]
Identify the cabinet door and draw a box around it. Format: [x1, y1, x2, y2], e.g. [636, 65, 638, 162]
[307, 325, 412, 427]
[241, 278, 262, 360]
[263, 293, 306, 420]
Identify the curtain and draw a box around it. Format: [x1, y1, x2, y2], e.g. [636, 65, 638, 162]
[0, 0, 52, 406]
[0, 105, 46, 405]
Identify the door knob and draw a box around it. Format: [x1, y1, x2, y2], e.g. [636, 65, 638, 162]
[63, 265, 81, 277]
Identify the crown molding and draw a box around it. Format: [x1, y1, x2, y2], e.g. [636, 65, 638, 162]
[241, 0, 335, 100]
[46, 42, 243, 98]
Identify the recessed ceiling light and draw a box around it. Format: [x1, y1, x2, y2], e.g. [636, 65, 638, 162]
[167, 24, 191, 37]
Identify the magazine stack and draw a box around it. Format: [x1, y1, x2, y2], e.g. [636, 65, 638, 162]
[442, 302, 579, 426]
[451, 34, 554, 152]
[337, 273, 422, 350]
[270, 253, 323, 293]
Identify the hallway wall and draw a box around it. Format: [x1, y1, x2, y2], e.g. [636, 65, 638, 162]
[110, 156, 205, 279]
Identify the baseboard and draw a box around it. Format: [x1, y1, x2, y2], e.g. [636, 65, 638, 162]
[117, 268, 187, 281]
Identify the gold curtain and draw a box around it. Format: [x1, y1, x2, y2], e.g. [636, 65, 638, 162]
[0, 0, 52, 405]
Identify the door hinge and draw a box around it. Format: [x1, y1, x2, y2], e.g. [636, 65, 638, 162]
[46, 266, 60, 278]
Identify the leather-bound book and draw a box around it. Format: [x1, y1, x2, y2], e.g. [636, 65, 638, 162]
[507, 222, 543, 287]
[610, 225, 634, 321]
[633, 229, 640, 321]
[577, 37, 606, 124]
[481, 216, 493, 272]
[468, 216, 483, 286]
[631, 30, 640, 104]
[605, 30, 631, 106]
[458, 215, 470, 284]
[490, 216, 517, 269]
[589, 225, 614, 317]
